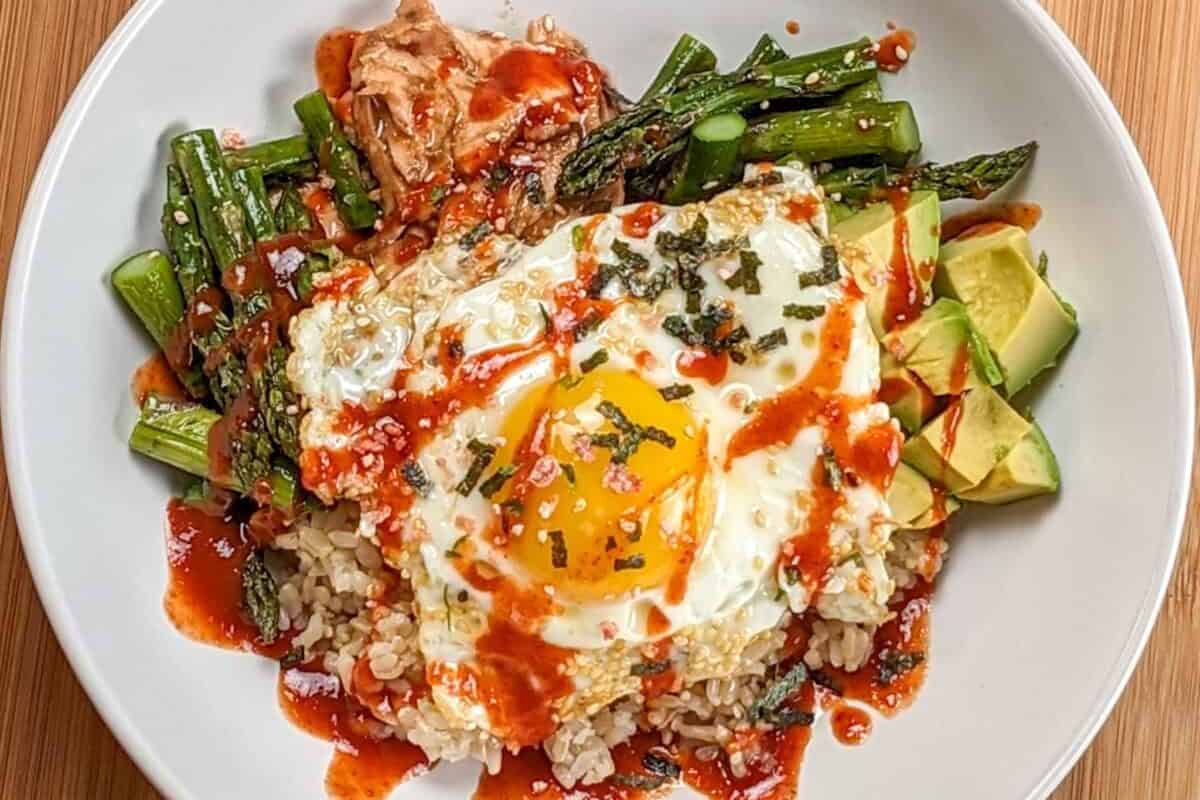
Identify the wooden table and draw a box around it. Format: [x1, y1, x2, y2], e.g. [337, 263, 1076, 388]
[0, 1, 1196, 797]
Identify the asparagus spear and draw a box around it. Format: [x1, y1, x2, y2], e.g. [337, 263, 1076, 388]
[111, 251, 206, 397]
[664, 112, 748, 204]
[275, 185, 313, 233]
[223, 135, 315, 180]
[294, 91, 380, 229]
[172, 130, 253, 271]
[130, 396, 298, 511]
[230, 165, 278, 242]
[739, 101, 922, 167]
[735, 33, 789, 72]
[557, 39, 877, 200]
[818, 141, 1038, 206]
[162, 165, 216, 299]
[640, 34, 718, 102]
[834, 75, 882, 104]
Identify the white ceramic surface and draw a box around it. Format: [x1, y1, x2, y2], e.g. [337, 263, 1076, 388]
[2, 0, 1193, 798]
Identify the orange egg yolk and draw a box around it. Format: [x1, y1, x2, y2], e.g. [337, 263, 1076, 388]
[492, 368, 709, 603]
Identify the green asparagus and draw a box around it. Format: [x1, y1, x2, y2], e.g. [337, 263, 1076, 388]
[639, 34, 718, 102]
[223, 135, 315, 180]
[735, 33, 789, 72]
[834, 74, 883, 104]
[172, 130, 253, 271]
[275, 185, 314, 233]
[294, 91, 380, 229]
[130, 396, 296, 510]
[230, 165, 278, 242]
[558, 39, 877, 199]
[817, 141, 1038, 206]
[739, 101, 922, 167]
[111, 251, 206, 397]
[664, 112, 748, 204]
[162, 165, 216, 299]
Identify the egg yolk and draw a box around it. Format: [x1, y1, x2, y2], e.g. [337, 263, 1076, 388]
[492, 368, 709, 603]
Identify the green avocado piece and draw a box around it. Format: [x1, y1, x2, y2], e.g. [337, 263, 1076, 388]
[882, 298, 1004, 396]
[958, 421, 1060, 504]
[833, 190, 941, 339]
[888, 462, 933, 524]
[879, 350, 938, 435]
[934, 225, 1078, 396]
[902, 385, 1032, 493]
[888, 462, 962, 529]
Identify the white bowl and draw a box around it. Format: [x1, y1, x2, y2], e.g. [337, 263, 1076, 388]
[2, 0, 1192, 798]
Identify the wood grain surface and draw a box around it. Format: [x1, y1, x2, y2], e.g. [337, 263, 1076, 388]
[0, 1, 1196, 798]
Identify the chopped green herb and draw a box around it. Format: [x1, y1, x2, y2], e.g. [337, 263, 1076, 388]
[559, 372, 583, 389]
[460, 221, 493, 249]
[525, 171, 545, 206]
[783, 303, 826, 321]
[749, 662, 808, 723]
[612, 240, 649, 272]
[658, 383, 695, 401]
[753, 327, 789, 353]
[783, 565, 801, 585]
[572, 224, 586, 251]
[876, 649, 925, 686]
[548, 530, 568, 568]
[444, 584, 453, 631]
[614, 553, 646, 571]
[479, 464, 517, 498]
[402, 460, 433, 497]
[630, 659, 672, 677]
[456, 439, 497, 496]
[580, 349, 609, 373]
[1037, 251, 1049, 277]
[797, 244, 841, 288]
[821, 445, 843, 491]
[429, 184, 449, 204]
[538, 303, 554, 334]
[726, 250, 763, 294]
[242, 550, 279, 645]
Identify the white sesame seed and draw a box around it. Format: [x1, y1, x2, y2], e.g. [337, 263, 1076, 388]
[804, 71, 822, 86]
[194, 302, 212, 315]
[843, 49, 857, 65]
[494, 216, 508, 232]
[857, 117, 871, 131]
[895, 45, 909, 62]
[759, 99, 770, 110]
[172, 210, 189, 225]
[831, 192, 844, 202]
[485, 131, 502, 143]
[573, 498, 587, 512]
[285, 404, 300, 416]
[537, 530, 548, 543]
[543, 14, 556, 31]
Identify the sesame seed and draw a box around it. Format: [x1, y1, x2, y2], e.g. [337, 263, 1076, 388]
[759, 100, 770, 111]
[753, 509, 767, 527]
[543, 14, 555, 31]
[843, 49, 857, 65]
[895, 45, 909, 62]
[831, 192, 844, 202]
[573, 498, 587, 512]
[285, 404, 300, 416]
[485, 131, 502, 143]
[172, 210, 189, 225]
[857, 117, 871, 131]
[804, 71, 822, 86]
[537, 530, 548, 543]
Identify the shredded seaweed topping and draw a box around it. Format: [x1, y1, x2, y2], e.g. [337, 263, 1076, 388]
[596, 400, 676, 464]
[643, 752, 682, 779]
[783, 303, 826, 320]
[614, 553, 646, 571]
[749, 662, 808, 723]
[612, 774, 669, 790]
[456, 439, 497, 496]
[630, 659, 672, 677]
[726, 250, 763, 294]
[821, 445, 844, 491]
[797, 244, 842, 288]
[573, 312, 603, 341]
[560, 462, 576, 487]
[538, 303, 554, 334]
[402, 460, 433, 497]
[484, 164, 512, 193]
[580, 349, 609, 373]
[658, 383, 695, 401]
[445, 535, 468, 559]
[242, 550, 279, 644]
[548, 530, 568, 568]
[479, 464, 517, 498]
[753, 327, 789, 353]
[524, 171, 545, 205]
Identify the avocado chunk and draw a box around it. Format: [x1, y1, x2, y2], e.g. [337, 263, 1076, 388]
[879, 350, 937, 434]
[958, 422, 1060, 504]
[888, 462, 962, 529]
[833, 190, 941, 338]
[882, 298, 1004, 395]
[934, 225, 1078, 396]
[902, 385, 1031, 493]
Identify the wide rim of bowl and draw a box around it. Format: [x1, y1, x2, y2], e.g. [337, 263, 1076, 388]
[1, 1, 1193, 798]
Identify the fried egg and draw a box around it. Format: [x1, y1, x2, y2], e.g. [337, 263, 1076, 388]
[289, 164, 900, 743]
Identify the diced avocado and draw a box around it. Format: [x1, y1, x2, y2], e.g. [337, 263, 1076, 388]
[882, 298, 1004, 395]
[909, 493, 961, 529]
[958, 422, 1060, 504]
[934, 225, 1078, 396]
[888, 462, 934, 525]
[902, 385, 1032, 493]
[833, 190, 941, 339]
[888, 462, 962, 529]
[879, 350, 938, 434]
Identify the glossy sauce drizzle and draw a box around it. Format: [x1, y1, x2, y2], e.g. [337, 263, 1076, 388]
[881, 190, 928, 332]
[941, 202, 1043, 243]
